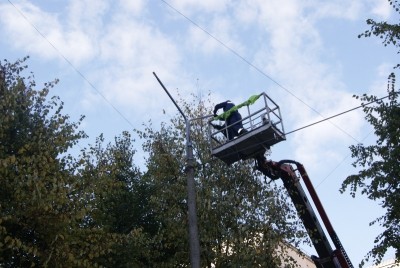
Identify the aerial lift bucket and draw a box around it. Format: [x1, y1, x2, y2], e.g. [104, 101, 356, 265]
[208, 92, 286, 165]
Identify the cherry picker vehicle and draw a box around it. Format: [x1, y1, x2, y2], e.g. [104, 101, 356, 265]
[208, 93, 353, 268]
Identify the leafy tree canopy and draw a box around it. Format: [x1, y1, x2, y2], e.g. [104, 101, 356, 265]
[0, 57, 136, 267]
[0, 57, 311, 267]
[135, 92, 309, 267]
[341, 1, 400, 265]
[0, 56, 92, 266]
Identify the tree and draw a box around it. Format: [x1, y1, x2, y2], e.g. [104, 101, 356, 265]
[358, 1, 400, 59]
[0, 57, 308, 266]
[341, 1, 400, 265]
[0, 57, 121, 267]
[78, 132, 158, 267]
[136, 93, 307, 267]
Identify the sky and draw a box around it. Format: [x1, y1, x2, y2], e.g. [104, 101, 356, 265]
[0, 0, 398, 266]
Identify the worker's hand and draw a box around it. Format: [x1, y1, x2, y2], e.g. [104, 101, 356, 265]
[210, 123, 221, 130]
[213, 108, 218, 116]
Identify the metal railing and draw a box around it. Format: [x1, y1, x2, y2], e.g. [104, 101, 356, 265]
[209, 92, 285, 148]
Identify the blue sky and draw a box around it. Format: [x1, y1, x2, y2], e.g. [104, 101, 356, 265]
[0, 0, 398, 266]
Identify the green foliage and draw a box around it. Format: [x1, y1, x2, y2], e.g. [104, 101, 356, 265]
[341, 84, 400, 265]
[78, 132, 158, 267]
[136, 93, 307, 267]
[0, 57, 96, 266]
[0, 57, 308, 267]
[0, 57, 132, 267]
[358, 1, 400, 55]
[343, 2, 400, 264]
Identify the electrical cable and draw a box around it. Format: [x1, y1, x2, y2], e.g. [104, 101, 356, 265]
[6, 0, 135, 129]
[209, 91, 397, 186]
[9, 1, 398, 183]
[284, 94, 390, 135]
[8, 0, 378, 145]
[159, 0, 361, 143]
[314, 130, 375, 189]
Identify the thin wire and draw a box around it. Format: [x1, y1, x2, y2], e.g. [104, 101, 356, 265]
[210, 92, 396, 186]
[306, 92, 398, 187]
[315, 130, 373, 188]
[9, 0, 395, 149]
[160, 0, 360, 143]
[7, 0, 135, 129]
[284, 93, 393, 135]
[285, 93, 392, 187]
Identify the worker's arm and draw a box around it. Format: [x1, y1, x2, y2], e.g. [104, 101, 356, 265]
[213, 101, 228, 116]
[210, 123, 224, 130]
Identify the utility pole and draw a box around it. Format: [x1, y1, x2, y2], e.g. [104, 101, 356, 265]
[153, 72, 200, 268]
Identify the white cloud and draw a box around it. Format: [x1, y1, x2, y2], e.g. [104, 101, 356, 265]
[0, 1, 97, 65]
[66, 0, 109, 30]
[186, 14, 245, 56]
[290, 92, 365, 167]
[118, 0, 145, 16]
[368, 63, 395, 96]
[0, 0, 385, 156]
[0, 2, 58, 58]
[234, 0, 260, 25]
[0, 1, 184, 121]
[249, 0, 323, 73]
[309, 0, 363, 21]
[168, 0, 231, 14]
[370, 0, 392, 20]
[95, 13, 182, 115]
[225, 0, 371, 172]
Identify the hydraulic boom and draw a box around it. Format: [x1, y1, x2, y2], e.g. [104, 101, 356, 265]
[255, 155, 353, 268]
[207, 92, 353, 267]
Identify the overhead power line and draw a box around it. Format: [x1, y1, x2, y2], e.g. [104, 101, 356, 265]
[160, 0, 361, 144]
[8, 0, 400, 190]
[7, 0, 135, 129]
[285, 105, 363, 135]
[285, 92, 396, 135]
[9, 0, 395, 146]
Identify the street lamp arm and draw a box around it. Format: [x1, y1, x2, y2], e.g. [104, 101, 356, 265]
[153, 72, 187, 122]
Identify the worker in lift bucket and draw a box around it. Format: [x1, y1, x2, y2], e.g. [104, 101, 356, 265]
[211, 100, 247, 140]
